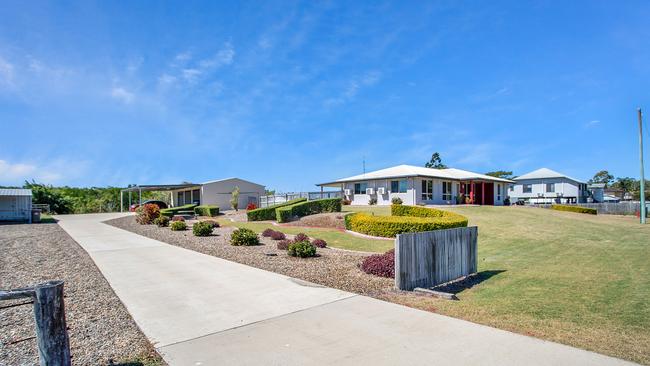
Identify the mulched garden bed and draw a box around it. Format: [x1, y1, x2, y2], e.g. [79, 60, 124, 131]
[0, 223, 163, 366]
[105, 216, 393, 296]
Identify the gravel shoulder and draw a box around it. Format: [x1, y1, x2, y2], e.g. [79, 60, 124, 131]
[0, 222, 164, 366]
[105, 216, 393, 296]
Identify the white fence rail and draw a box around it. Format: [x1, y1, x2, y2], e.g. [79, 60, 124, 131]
[260, 191, 342, 208]
[536, 202, 649, 216]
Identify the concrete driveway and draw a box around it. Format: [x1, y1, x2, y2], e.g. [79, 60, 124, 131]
[56, 213, 636, 366]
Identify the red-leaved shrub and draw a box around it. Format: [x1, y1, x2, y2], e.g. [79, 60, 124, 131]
[171, 215, 185, 222]
[270, 231, 286, 240]
[311, 238, 327, 248]
[360, 249, 395, 278]
[293, 233, 309, 242]
[246, 203, 257, 210]
[277, 240, 291, 250]
[136, 203, 160, 225]
[262, 228, 275, 237]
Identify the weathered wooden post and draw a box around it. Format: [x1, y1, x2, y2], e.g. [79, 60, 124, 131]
[0, 281, 72, 366]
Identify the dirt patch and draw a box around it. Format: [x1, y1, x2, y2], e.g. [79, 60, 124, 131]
[0, 223, 163, 366]
[106, 216, 392, 297]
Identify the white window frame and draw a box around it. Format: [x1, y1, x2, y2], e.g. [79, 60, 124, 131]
[523, 184, 532, 193]
[442, 181, 452, 201]
[354, 182, 368, 195]
[546, 183, 555, 193]
[421, 180, 433, 201]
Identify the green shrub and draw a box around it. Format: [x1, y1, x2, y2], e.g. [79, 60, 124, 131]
[194, 205, 219, 217]
[368, 197, 377, 205]
[247, 198, 307, 221]
[230, 228, 260, 246]
[160, 204, 198, 218]
[192, 221, 214, 236]
[345, 205, 468, 238]
[170, 221, 187, 231]
[275, 198, 342, 223]
[551, 204, 597, 215]
[153, 216, 170, 227]
[391, 197, 403, 205]
[287, 241, 317, 257]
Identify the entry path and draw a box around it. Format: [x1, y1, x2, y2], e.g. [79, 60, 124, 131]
[56, 213, 636, 366]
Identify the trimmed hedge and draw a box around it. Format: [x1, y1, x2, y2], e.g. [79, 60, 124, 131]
[194, 205, 219, 217]
[276, 198, 342, 223]
[345, 205, 468, 238]
[160, 204, 198, 218]
[551, 204, 597, 215]
[192, 221, 214, 236]
[246, 198, 307, 221]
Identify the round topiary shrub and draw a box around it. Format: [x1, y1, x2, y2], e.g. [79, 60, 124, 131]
[154, 216, 170, 227]
[277, 239, 291, 250]
[203, 220, 220, 228]
[231, 228, 260, 246]
[262, 228, 275, 237]
[170, 221, 187, 231]
[293, 233, 309, 242]
[288, 241, 317, 258]
[311, 238, 327, 248]
[391, 197, 403, 205]
[270, 231, 286, 240]
[171, 215, 185, 222]
[360, 249, 395, 278]
[192, 221, 214, 236]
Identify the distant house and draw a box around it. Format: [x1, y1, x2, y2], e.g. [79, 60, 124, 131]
[317, 164, 513, 206]
[0, 188, 33, 223]
[121, 178, 265, 212]
[509, 168, 588, 204]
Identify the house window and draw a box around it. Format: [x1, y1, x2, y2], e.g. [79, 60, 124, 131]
[509, 185, 514, 192]
[523, 184, 532, 193]
[391, 180, 407, 193]
[497, 184, 502, 201]
[184, 190, 192, 204]
[177, 192, 184, 205]
[546, 183, 555, 193]
[354, 182, 368, 194]
[192, 189, 201, 204]
[421, 180, 433, 201]
[442, 181, 452, 201]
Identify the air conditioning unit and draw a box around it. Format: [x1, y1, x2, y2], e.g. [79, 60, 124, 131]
[344, 189, 352, 195]
[366, 188, 375, 195]
[377, 187, 386, 195]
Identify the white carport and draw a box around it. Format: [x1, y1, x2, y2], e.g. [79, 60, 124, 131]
[0, 188, 33, 223]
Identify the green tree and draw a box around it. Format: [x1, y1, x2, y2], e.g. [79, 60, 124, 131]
[589, 170, 614, 187]
[425, 152, 447, 169]
[485, 171, 514, 179]
[612, 177, 636, 199]
[23, 181, 72, 214]
[230, 186, 240, 211]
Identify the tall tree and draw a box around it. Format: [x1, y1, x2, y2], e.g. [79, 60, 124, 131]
[612, 177, 636, 199]
[485, 171, 514, 179]
[589, 170, 614, 187]
[425, 152, 447, 169]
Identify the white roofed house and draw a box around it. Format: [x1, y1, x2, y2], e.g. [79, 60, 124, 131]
[509, 168, 588, 204]
[0, 188, 33, 223]
[317, 164, 513, 206]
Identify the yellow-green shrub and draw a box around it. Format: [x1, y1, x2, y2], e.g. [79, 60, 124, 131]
[247, 198, 307, 221]
[345, 205, 468, 238]
[551, 204, 597, 215]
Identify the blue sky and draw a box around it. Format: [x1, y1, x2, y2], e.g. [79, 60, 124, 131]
[1, 1, 649, 191]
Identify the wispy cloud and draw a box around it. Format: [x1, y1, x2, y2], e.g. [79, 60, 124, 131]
[324, 70, 382, 106]
[585, 120, 600, 128]
[111, 86, 135, 103]
[0, 56, 15, 86]
[0, 158, 89, 185]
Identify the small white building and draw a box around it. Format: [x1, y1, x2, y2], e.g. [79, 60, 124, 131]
[509, 168, 588, 204]
[317, 164, 513, 206]
[121, 178, 265, 212]
[0, 188, 33, 223]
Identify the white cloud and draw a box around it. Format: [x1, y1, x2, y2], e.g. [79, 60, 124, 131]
[585, 120, 600, 128]
[182, 68, 202, 83]
[324, 70, 382, 106]
[158, 73, 177, 87]
[0, 57, 15, 85]
[0, 158, 88, 185]
[111, 87, 135, 103]
[199, 43, 235, 69]
[175, 52, 192, 62]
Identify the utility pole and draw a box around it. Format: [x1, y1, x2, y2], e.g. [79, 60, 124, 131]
[639, 109, 646, 224]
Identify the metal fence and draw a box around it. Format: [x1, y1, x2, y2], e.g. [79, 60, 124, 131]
[536, 201, 648, 216]
[260, 191, 343, 208]
[395, 227, 478, 291]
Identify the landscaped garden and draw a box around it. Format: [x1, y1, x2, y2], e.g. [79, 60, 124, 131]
[109, 202, 650, 365]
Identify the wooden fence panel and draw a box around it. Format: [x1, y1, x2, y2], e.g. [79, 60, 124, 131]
[395, 226, 478, 291]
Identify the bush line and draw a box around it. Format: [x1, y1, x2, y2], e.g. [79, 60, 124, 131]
[551, 204, 597, 215]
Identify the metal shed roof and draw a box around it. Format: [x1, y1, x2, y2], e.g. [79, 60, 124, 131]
[0, 188, 32, 196]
